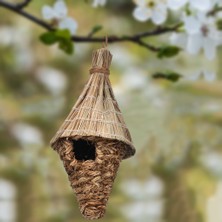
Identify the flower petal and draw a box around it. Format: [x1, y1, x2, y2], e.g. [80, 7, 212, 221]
[190, 0, 211, 11]
[170, 33, 187, 49]
[133, 6, 152, 22]
[167, 0, 188, 10]
[59, 17, 78, 35]
[134, 0, 147, 7]
[54, 0, 67, 19]
[183, 15, 201, 34]
[203, 38, 217, 60]
[151, 4, 167, 25]
[42, 6, 55, 20]
[187, 34, 203, 54]
[196, 12, 208, 23]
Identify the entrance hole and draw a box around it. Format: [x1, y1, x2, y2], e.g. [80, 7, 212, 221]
[72, 139, 96, 161]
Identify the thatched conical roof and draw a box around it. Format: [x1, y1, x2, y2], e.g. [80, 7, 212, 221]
[50, 47, 135, 159]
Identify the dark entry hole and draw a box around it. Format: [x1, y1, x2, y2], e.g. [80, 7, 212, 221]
[72, 139, 96, 161]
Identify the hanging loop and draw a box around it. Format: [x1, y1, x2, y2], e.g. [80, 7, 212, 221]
[103, 35, 108, 48]
[105, 35, 108, 47]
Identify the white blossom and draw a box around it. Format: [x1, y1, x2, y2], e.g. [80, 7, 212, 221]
[167, 0, 212, 11]
[42, 0, 78, 35]
[92, 0, 107, 7]
[171, 13, 222, 60]
[184, 13, 221, 60]
[133, 0, 168, 25]
[170, 32, 187, 48]
[167, 0, 187, 10]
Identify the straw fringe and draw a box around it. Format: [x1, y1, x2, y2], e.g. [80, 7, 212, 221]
[51, 48, 135, 159]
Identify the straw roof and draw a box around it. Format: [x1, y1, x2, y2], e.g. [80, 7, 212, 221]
[50, 47, 135, 159]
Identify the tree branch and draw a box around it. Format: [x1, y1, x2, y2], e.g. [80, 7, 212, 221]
[15, 0, 32, 9]
[134, 39, 160, 52]
[0, 0, 52, 30]
[71, 23, 181, 44]
[0, 0, 181, 52]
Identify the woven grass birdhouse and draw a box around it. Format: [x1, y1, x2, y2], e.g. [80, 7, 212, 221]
[50, 46, 135, 220]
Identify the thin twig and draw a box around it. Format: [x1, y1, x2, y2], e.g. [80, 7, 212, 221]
[71, 23, 182, 43]
[0, 0, 181, 52]
[134, 39, 160, 52]
[15, 0, 32, 9]
[0, 0, 52, 30]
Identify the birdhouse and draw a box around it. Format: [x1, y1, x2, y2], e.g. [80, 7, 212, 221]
[50, 46, 135, 220]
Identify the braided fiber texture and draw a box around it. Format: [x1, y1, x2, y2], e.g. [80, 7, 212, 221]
[54, 136, 125, 220]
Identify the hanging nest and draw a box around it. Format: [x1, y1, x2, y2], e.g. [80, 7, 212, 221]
[50, 47, 135, 220]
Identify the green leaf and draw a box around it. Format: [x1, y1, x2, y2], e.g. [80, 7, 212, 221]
[152, 71, 182, 82]
[90, 25, 103, 36]
[55, 29, 72, 39]
[39, 32, 58, 45]
[39, 29, 74, 55]
[56, 29, 73, 54]
[58, 39, 74, 54]
[157, 46, 181, 58]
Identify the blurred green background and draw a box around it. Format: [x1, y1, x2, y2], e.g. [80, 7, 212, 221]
[0, 1, 222, 222]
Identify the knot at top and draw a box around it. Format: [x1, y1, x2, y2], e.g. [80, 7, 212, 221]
[89, 67, 110, 75]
